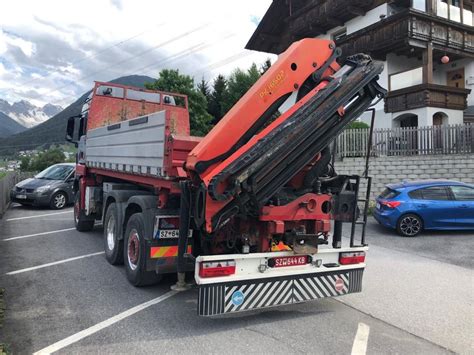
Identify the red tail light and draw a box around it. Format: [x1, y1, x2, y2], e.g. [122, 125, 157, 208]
[380, 201, 401, 208]
[199, 260, 236, 278]
[339, 251, 366, 265]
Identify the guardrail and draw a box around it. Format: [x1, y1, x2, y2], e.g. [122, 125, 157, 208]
[0, 172, 31, 218]
[336, 123, 474, 158]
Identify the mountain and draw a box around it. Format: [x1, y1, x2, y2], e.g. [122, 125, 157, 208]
[0, 112, 27, 138]
[0, 75, 156, 155]
[0, 99, 63, 128]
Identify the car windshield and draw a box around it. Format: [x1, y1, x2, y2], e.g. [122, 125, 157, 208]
[35, 165, 74, 180]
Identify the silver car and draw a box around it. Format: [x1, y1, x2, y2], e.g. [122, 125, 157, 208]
[10, 163, 76, 209]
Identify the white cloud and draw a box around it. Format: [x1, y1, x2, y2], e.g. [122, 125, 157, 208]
[0, 0, 274, 107]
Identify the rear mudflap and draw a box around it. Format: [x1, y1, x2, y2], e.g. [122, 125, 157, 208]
[198, 268, 364, 316]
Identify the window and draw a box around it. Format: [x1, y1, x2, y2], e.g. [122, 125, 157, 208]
[95, 86, 124, 98]
[126, 89, 161, 103]
[437, 0, 465, 22]
[419, 186, 450, 200]
[450, 186, 474, 201]
[379, 188, 400, 199]
[463, 4, 473, 26]
[408, 189, 423, 199]
[412, 0, 426, 11]
[331, 28, 347, 42]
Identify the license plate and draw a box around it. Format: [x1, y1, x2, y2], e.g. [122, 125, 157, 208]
[158, 229, 192, 239]
[268, 255, 309, 268]
[16, 194, 27, 199]
[376, 202, 380, 209]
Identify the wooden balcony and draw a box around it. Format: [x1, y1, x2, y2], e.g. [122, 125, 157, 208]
[384, 83, 471, 113]
[337, 9, 474, 60]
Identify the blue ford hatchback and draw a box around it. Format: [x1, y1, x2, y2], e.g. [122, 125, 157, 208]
[373, 180, 474, 237]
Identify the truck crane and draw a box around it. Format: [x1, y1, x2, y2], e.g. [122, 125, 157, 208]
[66, 38, 385, 316]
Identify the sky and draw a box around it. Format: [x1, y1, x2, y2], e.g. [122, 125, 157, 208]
[0, 0, 274, 107]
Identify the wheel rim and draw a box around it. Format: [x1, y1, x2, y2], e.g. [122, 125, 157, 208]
[127, 229, 140, 270]
[54, 193, 66, 209]
[106, 214, 116, 251]
[400, 216, 421, 236]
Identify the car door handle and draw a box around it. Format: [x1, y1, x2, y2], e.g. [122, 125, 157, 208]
[458, 204, 469, 208]
[416, 204, 427, 208]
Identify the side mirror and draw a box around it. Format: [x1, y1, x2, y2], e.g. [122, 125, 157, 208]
[66, 116, 75, 142]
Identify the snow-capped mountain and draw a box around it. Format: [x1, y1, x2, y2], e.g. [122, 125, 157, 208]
[0, 99, 63, 128]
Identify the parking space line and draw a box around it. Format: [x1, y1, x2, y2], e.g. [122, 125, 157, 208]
[3, 228, 76, 241]
[5, 252, 105, 275]
[6, 210, 73, 221]
[33, 290, 178, 354]
[351, 322, 370, 355]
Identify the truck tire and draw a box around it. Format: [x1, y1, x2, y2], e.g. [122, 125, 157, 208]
[104, 203, 124, 265]
[74, 194, 94, 232]
[124, 213, 161, 286]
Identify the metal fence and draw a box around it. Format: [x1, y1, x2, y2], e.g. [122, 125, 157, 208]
[336, 124, 474, 158]
[0, 172, 31, 218]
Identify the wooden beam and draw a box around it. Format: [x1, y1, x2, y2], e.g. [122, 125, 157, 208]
[422, 42, 433, 84]
[347, 6, 366, 16]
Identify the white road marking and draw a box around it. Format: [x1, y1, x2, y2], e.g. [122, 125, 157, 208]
[351, 322, 370, 355]
[6, 210, 72, 221]
[5, 252, 105, 275]
[3, 228, 76, 241]
[33, 290, 178, 354]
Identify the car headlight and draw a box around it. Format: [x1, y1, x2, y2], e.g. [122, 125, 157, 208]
[36, 185, 51, 193]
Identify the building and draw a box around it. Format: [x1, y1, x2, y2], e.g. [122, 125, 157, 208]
[247, 0, 473, 129]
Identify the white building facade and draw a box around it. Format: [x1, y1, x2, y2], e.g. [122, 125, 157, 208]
[247, 0, 473, 128]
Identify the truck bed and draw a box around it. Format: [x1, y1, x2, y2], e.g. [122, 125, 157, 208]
[85, 111, 166, 177]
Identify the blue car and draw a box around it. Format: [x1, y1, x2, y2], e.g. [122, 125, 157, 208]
[373, 180, 474, 237]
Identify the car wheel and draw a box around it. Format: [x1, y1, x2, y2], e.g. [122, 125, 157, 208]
[50, 191, 67, 209]
[124, 213, 161, 286]
[74, 194, 94, 232]
[104, 203, 123, 265]
[397, 214, 423, 237]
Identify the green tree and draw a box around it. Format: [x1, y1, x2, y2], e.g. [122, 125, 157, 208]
[260, 58, 272, 75]
[208, 74, 227, 124]
[19, 156, 31, 172]
[197, 77, 210, 99]
[347, 121, 370, 129]
[146, 69, 213, 136]
[222, 63, 261, 114]
[29, 148, 66, 172]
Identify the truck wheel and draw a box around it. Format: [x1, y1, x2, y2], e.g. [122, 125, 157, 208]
[124, 213, 161, 286]
[74, 194, 94, 232]
[397, 213, 423, 237]
[104, 203, 123, 265]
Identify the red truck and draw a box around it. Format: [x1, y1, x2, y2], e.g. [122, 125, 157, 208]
[66, 38, 385, 316]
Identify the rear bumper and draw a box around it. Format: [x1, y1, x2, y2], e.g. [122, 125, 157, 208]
[198, 268, 364, 316]
[373, 209, 397, 229]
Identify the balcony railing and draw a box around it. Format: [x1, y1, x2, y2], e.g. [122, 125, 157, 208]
[336, 124, 474, 157]
[337, 9, 474, 60]
[385, 83, 471, 113]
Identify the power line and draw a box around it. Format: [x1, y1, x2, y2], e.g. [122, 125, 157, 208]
[19, 22, 166, 87]
[41, 23, 211, 99]
[190, 50, 252, 77]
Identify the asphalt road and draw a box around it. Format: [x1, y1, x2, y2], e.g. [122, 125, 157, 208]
[0, 204, 472, 354]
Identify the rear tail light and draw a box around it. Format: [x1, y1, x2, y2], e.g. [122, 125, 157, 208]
[339, 251, 366, 265]
[199, 260, 236, 278]
[380, 201, 401, 208]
